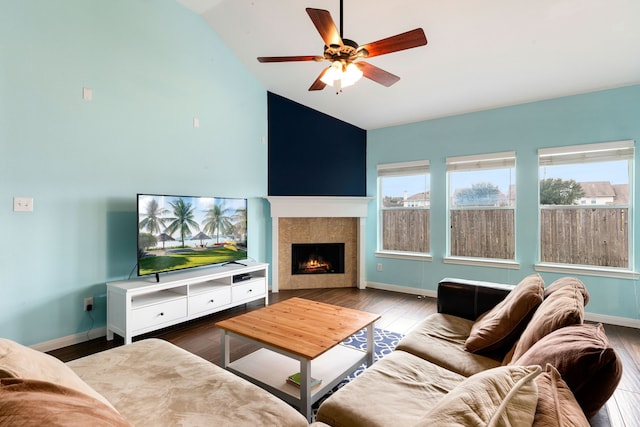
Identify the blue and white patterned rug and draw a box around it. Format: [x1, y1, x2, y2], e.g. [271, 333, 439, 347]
[312, 328, 403, 415]
[340, 327, 402, 375]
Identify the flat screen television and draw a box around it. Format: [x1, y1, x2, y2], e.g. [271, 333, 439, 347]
[137, 194, 248, 278]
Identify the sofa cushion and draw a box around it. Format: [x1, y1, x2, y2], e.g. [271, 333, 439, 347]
[397, 313, 502, 377]
[316, 350, 466, 427]
[533, 364, 589, 427]
[413, 365, 541, 427]
[507, 278, 586, 363]
[66, 338, 309, 427]
[544, 277, 590, 306]
[465, 274, 544, 354]
[513, 323, 622, 419]
[0, 338, 116, 411]
[0, 378, 131, 426]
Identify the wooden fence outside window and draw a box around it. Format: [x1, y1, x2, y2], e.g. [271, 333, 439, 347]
[383, 207, 629, 268]
[450, 208, 515, 259]
[382, 209, 430, 253]
[540, 207, 628, 267]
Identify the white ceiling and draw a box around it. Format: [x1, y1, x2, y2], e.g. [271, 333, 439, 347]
[177, 0, 640, 130]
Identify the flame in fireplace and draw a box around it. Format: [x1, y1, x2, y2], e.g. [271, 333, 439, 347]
[298, 256, 332, 274]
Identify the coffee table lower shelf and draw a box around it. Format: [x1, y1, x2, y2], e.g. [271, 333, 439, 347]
[227, 344, 366, 413]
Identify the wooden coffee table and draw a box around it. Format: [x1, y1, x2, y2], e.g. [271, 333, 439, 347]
[216, 297, 380, 422]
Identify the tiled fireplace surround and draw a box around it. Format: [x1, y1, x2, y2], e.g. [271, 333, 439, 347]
[266, 197, 373, 292]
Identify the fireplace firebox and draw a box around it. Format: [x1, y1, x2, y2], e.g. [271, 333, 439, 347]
[291, 243, 345, 275]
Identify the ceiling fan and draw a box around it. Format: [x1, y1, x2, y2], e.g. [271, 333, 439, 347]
[257, 1, 427, 93]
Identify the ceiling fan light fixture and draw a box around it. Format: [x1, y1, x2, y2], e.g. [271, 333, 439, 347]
[342, 62, 363, 87]
[320, 61, 343, 86]
[320, 61, 363, 88]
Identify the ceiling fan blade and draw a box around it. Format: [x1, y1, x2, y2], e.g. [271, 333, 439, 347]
[360, 28, 427, 58]
[309, 68, 329, 91]
[356, 62, 400, 87]
[306, 8, 343, 47]
[257, 55, 323, 63]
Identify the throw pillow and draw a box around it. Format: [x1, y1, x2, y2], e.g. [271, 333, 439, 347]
[413, 365, 541, 427]
[508, 279, 585, 362]
[533, 364, 590, 427]
[513, 323, 622, 419]
[0, 338, 116, 411]
[0, 378, 131, 426]
[544, 277, 590, 306]
[465, 274, 544, 354]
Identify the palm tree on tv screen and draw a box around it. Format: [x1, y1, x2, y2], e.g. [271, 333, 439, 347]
[233, 206, 247, 244]
[138, 199, 169, 249]
[165, 198, 199, 247]
[139, 199, 168, 235]
[203, 201, 234, 244]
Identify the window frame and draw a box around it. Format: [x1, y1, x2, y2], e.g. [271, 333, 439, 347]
[445, 151, 519, 268]
[376, 160, 431, 261]
[536, 140, 638, 279]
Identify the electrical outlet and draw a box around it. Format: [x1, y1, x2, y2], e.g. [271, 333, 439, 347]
[377, 263, 383, 272]
[13, 197, 34, 212]
[84, 297, 94, 311]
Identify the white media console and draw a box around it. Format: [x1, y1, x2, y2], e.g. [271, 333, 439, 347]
[106, 261, 269, 344]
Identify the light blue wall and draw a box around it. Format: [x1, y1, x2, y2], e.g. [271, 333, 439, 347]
[0, 1, 268, 345]
[367, 85, 640, 321]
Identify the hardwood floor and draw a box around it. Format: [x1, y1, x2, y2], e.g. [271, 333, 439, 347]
[49, 287, 640, 427]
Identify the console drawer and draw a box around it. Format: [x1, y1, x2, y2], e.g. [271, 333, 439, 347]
[131, 298, 187, 331]
[232, 279, 266, 302]
[189, 287, 231, 315]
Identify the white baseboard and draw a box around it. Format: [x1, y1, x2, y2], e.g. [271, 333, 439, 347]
[585, 312, 640, 329]
[366, 281, 438, 299]
[30, 287, 639, 352]
[31, 327, 107, 353]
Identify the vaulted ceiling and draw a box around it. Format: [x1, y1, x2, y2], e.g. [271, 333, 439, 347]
[177, 0, 640, 130]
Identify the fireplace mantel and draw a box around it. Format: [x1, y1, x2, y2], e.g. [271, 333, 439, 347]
[265, 196, 373, 218]
[265, 196, 374, 292]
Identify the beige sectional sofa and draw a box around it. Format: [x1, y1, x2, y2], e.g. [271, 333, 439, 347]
[315, 275, 623, 427]
[0, 275, 623, 427]
[0, 337, 308, 426]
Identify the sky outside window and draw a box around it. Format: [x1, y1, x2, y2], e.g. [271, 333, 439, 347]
[381, 161, 627, 199]
[381, 175, 429, 198]
[540, 160, 628, 184]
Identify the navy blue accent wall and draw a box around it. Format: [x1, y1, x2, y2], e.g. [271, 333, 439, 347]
[267, 92, 367, 196]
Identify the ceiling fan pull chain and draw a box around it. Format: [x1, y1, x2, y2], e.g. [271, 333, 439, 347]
[339, 0, 344, 38]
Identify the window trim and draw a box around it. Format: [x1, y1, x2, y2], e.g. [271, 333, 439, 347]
[377, 160, 430, 256]
[446, 151, 517, 261]
[444, 256, 520, 269]
[376, 250, 433, 262]
[534, 263, 639, 280]
[537, 139, 635, 271]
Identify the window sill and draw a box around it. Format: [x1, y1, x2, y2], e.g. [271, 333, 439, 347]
[376, 251, 432, 262]
[535, 263, 640, 280]
[444, 256, 520, 269]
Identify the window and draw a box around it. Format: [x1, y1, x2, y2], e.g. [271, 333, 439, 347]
[377, 160, 430, 256]
[446, 152, 516, 262]
[538, 140, 634, 271]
